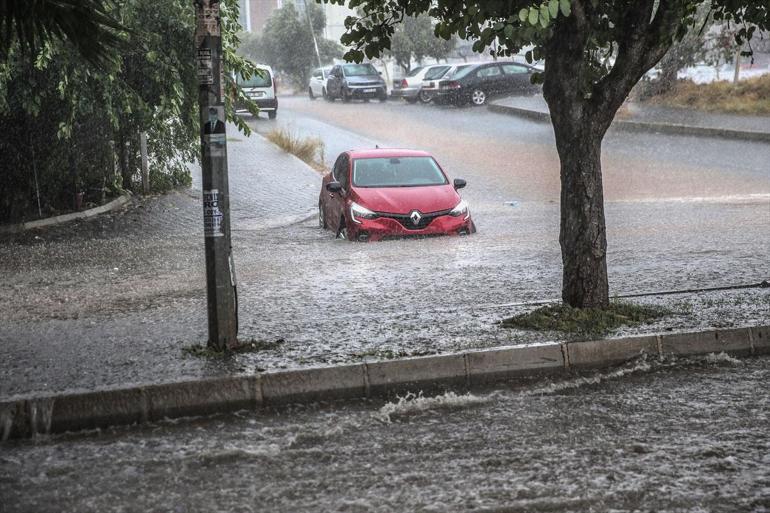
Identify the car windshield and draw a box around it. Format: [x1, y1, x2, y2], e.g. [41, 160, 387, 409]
[238, 70, 272, 87]
[343, 64, 378, 76]
[424, 66, 451, 80]
[352, 157, 448, 188]
[406, 66, 424, 77]
[451, 65, 477, 79]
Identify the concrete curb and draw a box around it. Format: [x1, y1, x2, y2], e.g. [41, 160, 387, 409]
[487, 103, 770, 143]
[1, 325, 767, 440]
[0, 194, 132, 234]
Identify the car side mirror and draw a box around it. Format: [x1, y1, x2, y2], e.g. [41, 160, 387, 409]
[378, 71, 383, 75]
[326, 181, 343, 193]
[453, 178, 467, 190]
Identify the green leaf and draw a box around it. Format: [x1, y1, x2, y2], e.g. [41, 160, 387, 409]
[559, 0, 571, 17]
[518, 8, 528, 22]
[528, 7, 539, 25]
[548, 0, 559, 19]
[504, 24, 514, 39]
[540, 4, 550, 23]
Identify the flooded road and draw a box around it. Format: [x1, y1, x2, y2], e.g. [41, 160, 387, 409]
[1, 96, 768, 397]
[2, 354, 768, 512]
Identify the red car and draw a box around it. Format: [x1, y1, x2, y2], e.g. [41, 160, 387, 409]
[318, 148, 476, 242]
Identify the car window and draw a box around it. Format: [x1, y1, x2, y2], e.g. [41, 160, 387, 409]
[342, 64, 378, 76]
[451, 65, 477, 79]
[502, 64, 529, 75]
[237, 70, 272, 88]
[352, 157, 448, 188]
[424, 66, 451, 80]
[476, 66, 501, 78]
[312, 69, 322, 79]
[338, 155, 350, 189]
[332, 154, 345, 182]
[406, 66, 424, 77]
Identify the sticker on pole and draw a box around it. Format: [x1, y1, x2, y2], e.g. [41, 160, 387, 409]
[203, 189, 224, 237]
[197, 48, 213, 85]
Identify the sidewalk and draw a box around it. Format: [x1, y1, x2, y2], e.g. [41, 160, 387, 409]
[490, 95, 770, 141]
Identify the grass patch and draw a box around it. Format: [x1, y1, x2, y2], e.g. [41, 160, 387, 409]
[645, 74, 770, 115]
[500, 301, 671, 339]
[265, 128, 326, 172]
[183, 338, 284, 358]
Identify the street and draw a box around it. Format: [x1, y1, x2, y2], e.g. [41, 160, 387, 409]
[1, 354, 768, 512]
[0, 97, 768, 397]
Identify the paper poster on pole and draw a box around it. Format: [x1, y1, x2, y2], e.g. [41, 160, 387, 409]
[203, 189, 224, 237]
[197, 48, 213, 85]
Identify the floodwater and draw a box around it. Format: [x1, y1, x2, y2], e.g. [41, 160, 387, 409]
[1, 354, 768, 512]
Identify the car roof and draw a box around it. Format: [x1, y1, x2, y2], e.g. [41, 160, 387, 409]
[347, 148, 433, 159]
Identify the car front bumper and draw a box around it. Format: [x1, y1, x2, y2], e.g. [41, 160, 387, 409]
[346, 214, 476, 242]
[347, 86, 386, 98]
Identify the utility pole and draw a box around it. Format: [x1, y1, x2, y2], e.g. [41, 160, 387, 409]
[194, 0, 238, 350]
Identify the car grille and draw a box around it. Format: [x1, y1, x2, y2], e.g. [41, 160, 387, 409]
[353, 81, 381, 87]
[376, 208, 454, 230]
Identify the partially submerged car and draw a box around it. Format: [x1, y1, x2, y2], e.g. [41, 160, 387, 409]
[319, 149, 475, 242]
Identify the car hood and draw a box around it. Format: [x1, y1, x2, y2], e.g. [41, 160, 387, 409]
[345, 75, 383, 84]
[352, 185, 460, 215]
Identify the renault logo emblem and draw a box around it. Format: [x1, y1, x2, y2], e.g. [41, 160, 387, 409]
[410, 210, 422, 225]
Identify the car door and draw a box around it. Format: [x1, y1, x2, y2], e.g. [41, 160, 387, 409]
[326, 153, 350, 231]
[500, 63, 533, 94]
[476, 64, 505, 95]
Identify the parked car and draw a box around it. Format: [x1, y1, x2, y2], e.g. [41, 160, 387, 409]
[235, 64, 277, 119]
[434, 61, 539, 106]
[325, 63, 388, 103]
[420, 63, 475, 103]
[392, 65, 450, 104]
[319, 148, 475, 242]
[308, 66, 332, 100]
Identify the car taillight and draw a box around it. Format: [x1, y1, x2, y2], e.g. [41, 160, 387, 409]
[400, 79, 408, 88]
[446, 81, 461, 89]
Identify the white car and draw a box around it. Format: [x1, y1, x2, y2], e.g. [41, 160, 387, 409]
[420, 63, 475, 103]
[308, 66, 332, 100]
[392, 64, 452, 104]
[236, 64, 277, 119]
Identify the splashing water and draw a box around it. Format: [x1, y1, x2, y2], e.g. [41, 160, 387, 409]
[375, 391, 492, 423]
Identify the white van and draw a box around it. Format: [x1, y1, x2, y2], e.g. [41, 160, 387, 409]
[236, 64, 277, 119]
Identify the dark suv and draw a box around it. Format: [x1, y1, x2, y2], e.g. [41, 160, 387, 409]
[434, 62, 539, 106]
[326, 63, 388, 103]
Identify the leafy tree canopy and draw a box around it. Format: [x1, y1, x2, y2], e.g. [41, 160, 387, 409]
[389, 14, 455, 72]
[0, 0, 126, 69]
[241, 2, 343, 86]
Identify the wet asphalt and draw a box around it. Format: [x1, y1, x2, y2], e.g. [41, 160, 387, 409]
[0, 97, 768, 398]
[1, 354, 767, 512]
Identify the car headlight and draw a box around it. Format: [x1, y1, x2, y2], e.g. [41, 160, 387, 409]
[450, 199, 470, 220]
[350, 202, 378, 224]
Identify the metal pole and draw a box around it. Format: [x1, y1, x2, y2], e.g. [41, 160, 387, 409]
[139, 131, 149, 195]
[195, 0, 238, 350]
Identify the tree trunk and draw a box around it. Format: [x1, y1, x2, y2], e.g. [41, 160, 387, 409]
[542, 7, 613, 309]
[553, 122, 609, 308]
